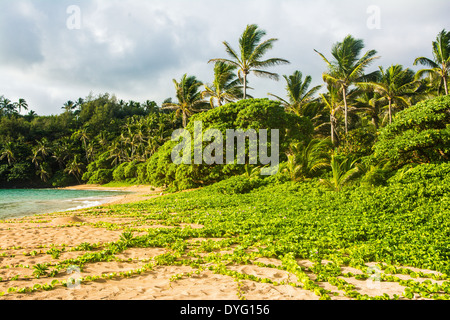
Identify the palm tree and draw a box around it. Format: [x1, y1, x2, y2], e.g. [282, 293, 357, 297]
[202, 62, 247, 107]
[0, 142, 15, 165]
[315, 35, 379, 134]
[283, 139, 331, 181]
[353, 91, 384, 130]
[320, 86, 343, 145]
[319, 154, 360, 192]
[36, 138, 51, 157]
[14, 98, 28, 114]
[162, 74, 209, 127]
[359, 65, 419, 124]
[36, 164, 51, 183]
[65, 155, 84, 184]
[73, 128, 90, 161]
[209, 24, 290, 99]
[414, 29, 450, 96]
[268, 70, 322, 117]
[62, 100, 77, 113]
[0, 98, 14, 116]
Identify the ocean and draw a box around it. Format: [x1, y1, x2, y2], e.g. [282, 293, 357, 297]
[0, 189, 130, 220]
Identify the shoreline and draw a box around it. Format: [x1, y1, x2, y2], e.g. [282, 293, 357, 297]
[60, 184, 165, 206]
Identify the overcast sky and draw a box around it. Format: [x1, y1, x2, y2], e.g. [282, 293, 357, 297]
[0, 0, 449, 115]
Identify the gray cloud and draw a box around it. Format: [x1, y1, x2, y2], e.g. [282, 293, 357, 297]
[0, 0, 449, 115]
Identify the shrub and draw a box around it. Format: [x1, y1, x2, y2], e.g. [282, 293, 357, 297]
[86, 169, 113, 185]
[49, 170, 77, 187]
[123, 161, 139, 180]
[145, 98, 313, 191]
[112, 162, 127, 181]
[339, 127, 376, 159]
[204, 175, 266, 195]
[388, 162, 450, 185]
[373, 96, 450, 167]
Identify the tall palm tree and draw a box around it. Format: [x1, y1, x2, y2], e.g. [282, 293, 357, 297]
[0, 141, 15, 165]
[414, 29, 450, 96]
[268, 70, 322, 117]
[36, 164, 51, 183]
[0, 98, 14, 116]
[209, 24, 290, 99]
[353, 91, 384, 130]
[359, 65, 419, 124]
[65, 155, 84, 184]
[202, 62, 247, 107]
[73, 128, 90, 161]
[162, 74, 209, 127]
[62, 100, 77, 113]
[14, 98, 28, 114]
[320, 86, 343, 145]
[31, 138, 51, 168]
[315, 35, 379, 134]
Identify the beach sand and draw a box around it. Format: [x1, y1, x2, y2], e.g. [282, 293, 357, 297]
[0, 184, 447, 300]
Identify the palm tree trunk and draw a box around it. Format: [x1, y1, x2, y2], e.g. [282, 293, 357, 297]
[444, 76, 449, 96]
[330, 114, 335, 145]
[243, 73, 247, 100]
[342, 87, 348, 134]
[388, 98, 392, 124]
[372, 115, 379, 130]
[182, 111, 187, 128]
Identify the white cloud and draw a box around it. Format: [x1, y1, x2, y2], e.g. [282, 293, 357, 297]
[0, 0, 449, 115]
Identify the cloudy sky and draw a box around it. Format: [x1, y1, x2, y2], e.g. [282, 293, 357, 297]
[0, 0, 449, 115]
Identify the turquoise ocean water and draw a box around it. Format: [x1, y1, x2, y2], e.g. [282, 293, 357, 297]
[0, 189, 130, 220]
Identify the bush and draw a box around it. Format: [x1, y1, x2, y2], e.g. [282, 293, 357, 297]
[124, 161, 139, 180]
[86, 169, 113, 185]
[339, 127, 376, 159]
[388, 162, 450, 185]
[136, 162, 148, 183]
[145, 98, 313, 191]
[373, 96, 450, 167]
[49, 171, 77, 187]
[112, 162, 128, 181]
[204, 175, 266, 195]
[83, 152, 113, 182]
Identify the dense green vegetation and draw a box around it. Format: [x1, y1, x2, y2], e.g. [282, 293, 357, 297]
[0, 25, 448, 193]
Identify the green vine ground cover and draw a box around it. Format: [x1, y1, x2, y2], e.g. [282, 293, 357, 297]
[1, 174, 450, 300]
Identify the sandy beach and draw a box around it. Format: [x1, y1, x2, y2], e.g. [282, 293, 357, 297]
[0, 184, 447, 301]
[61, 184, 165, 206]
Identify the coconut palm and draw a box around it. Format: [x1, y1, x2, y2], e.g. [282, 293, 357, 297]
[36, 164, 51, 182]
[0, 141, 15, 165]
[315, 35, 379, 134]
[31, 138, 51, 168]
[65, 155, 84, 184]
[268, 70, 322, 117]
[203, 62, 247, 107]
[414, 29, 450, 96]
[0, 97, 14, 116]
[162, 74, 209, 127]
[283, 139, 331, 181]
[209, 24, 290, 99]
[319, 154, 360, 192]
[14, 98, 28, 114]
[62, 100, 77, 113]
[360, 65, 419, 124]
[319, 86, 343, 145]
[353, 91, 384, 130]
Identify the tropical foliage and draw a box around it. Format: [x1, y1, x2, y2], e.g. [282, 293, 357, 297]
[0, 26, 448, 192]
